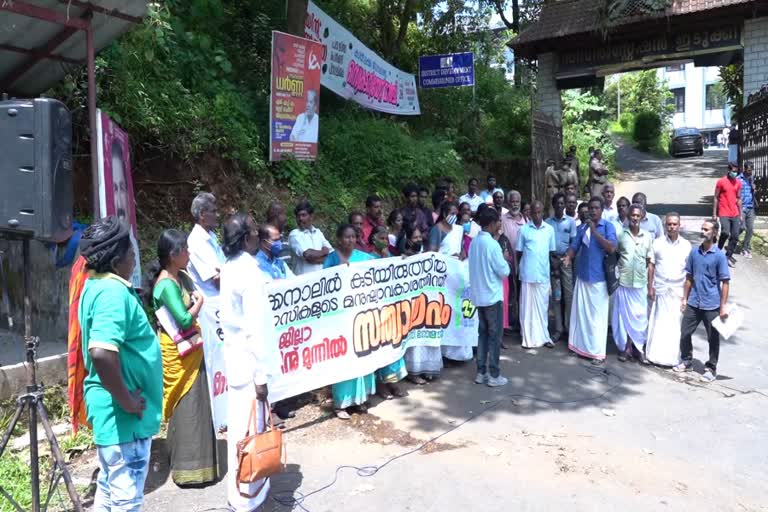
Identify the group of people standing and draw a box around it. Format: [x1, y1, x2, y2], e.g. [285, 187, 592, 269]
[72, 158, 748, 510]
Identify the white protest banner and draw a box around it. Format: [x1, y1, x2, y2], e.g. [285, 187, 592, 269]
[265, 252, 476, 402]
[198, 295, 229, 431]
[304, 0, 420, 116]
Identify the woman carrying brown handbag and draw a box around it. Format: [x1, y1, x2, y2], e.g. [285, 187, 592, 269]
[219, 213, 280, 511]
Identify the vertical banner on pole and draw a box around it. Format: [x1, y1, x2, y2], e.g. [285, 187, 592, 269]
[95, 110, 141, 289]
[270, 31, 324, 162]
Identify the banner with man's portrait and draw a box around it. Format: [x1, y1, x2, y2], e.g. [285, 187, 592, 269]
[96, 110, 142, 288]
[269, 31, 324, 162]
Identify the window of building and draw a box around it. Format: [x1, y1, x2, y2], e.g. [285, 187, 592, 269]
[705, 84, 726, 110]
[665, 64, 685, 72]
[668, 88, 685, 113]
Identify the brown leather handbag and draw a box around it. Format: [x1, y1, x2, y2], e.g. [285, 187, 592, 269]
[235, 399, 285, 498]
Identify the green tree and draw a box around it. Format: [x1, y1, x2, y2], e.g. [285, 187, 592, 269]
[718, 63, 743, 121]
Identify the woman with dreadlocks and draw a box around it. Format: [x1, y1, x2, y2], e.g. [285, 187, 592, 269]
[146, 229, 219, 487]
[77, 216, 162, 510]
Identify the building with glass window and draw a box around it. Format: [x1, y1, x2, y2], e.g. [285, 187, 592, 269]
[657, 63, 732, 146]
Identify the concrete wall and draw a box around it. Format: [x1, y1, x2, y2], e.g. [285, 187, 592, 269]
[744, 16, 768, 104]
[0, 238, 71, 347]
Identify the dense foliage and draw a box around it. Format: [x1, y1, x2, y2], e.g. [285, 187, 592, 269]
[55, 0, 531, 232]
[632, 111, 662, 151]
[603, 70, 672, 154]
[562, 89, 616, 183]
[718, 63, 743, 120]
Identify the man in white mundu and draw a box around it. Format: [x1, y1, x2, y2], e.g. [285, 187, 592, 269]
[516, 201, 556, 348]
[612, 204, 654, 363]
[646, 212, 691, 366]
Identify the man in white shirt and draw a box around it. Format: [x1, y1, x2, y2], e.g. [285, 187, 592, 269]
[480, 174, 504, 204]
[459, 177, 485, 213]
[289, 90, 319, 143]
[288, 200, 333, 275]
[601, 183, 618, 224]
[646, 212, 692, 366]
[629, 192, 663, 239]
[187, 192, 225, 297]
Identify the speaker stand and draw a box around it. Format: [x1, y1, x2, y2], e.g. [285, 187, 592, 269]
[0, 236, 82, 512]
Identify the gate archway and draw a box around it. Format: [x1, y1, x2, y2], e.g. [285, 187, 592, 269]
[509, 0, 768, 201]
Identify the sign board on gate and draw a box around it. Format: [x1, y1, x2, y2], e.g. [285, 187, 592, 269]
[418, 52, 475, 89]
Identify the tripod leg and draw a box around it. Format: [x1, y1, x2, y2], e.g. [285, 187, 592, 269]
[29, 396, 40, 512]
[0, 401, 26, 459]
[37, 401, 83, 511]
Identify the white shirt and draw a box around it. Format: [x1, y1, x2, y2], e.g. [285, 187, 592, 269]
[458, 193, 485, 213]
[289, 226, 333, 275]
[602, 205, 618, 224]
[289, 112, 319, 143]
[652, 235, 692, 293]
[187, 224, 226, 298]
[480, 188, 504, 204]
[220, 252, 277, 387]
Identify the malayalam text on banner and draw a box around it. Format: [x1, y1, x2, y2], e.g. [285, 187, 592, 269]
[270, 31, 324, 162]
[198, 252, 478, 429]
[304, 0, 420, 116]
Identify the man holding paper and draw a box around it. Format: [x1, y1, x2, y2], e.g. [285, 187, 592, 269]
[674, 220, 730, 383]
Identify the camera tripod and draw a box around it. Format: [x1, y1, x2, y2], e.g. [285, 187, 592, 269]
[0, 236, 82, 512]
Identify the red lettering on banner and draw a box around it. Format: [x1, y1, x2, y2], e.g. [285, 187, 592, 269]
[346, 60, 398, 105]
[213, 371, 228, 397]
[279, 326, 313, 349]
[300, 335, 348, 371]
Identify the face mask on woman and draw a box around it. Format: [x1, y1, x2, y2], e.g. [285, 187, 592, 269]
[373, 238, 388, 251]
[446, 214, 457, 225]
[408, 241, 422, 253]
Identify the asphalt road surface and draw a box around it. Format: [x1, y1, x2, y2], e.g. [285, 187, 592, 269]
[108, 145, 768, 512]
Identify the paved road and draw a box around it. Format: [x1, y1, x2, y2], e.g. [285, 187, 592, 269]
[613, 146, 727, 217]
[129, 145, 768, 512]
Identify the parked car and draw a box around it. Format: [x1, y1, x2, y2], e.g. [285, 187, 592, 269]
[669, 127, 704, 157]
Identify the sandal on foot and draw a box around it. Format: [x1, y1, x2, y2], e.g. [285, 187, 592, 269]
[407, 374, 427, 385]
[335, 408, 351, 420]
[390, 383, 407, 398]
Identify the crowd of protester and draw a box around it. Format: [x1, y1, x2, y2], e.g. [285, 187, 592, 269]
[71, 154, 756, 510]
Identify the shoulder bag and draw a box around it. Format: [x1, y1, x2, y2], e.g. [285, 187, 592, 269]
[236, 399, 285, 498]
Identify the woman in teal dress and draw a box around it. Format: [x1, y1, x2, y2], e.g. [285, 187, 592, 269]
[368, 226, 407, 400]
[324, 223, 377, 420]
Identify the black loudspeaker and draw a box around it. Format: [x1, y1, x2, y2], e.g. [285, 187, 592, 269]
[0, 97, 73, 242]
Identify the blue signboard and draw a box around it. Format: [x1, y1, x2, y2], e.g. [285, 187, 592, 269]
[418, 52, 475, 89]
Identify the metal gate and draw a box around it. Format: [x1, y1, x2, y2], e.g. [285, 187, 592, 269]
[741, 93, 768, 216]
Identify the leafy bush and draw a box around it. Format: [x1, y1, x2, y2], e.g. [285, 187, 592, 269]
[277, 112, 464, 226]
[562, 90, 616, 185]
[633, 111, 662, 151]
[619, 112, 634, 131]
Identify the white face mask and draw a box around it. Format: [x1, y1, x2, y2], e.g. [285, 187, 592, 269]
[446, 214, 457, 225]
